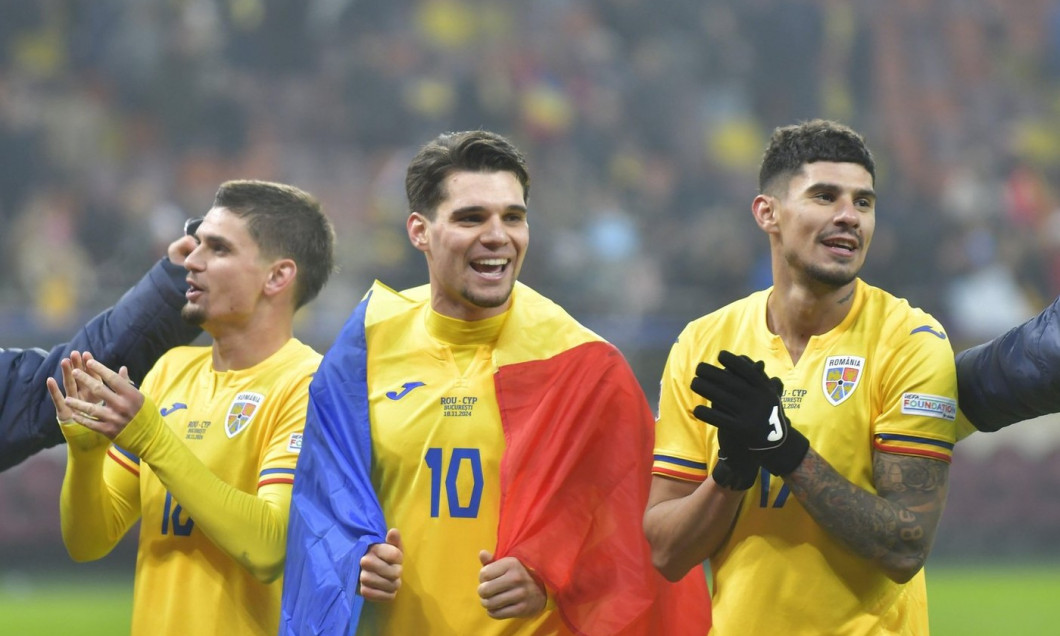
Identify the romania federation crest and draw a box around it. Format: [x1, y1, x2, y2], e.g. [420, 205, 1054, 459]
[822, 356, 864, 406]
[225, 392, 264, 438]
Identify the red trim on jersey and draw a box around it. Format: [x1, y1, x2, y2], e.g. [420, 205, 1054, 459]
[258, 477, 295, 487]
[107, 449, 140, 476]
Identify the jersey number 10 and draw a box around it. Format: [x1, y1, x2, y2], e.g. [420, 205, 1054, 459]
[424, 447, 483, 518]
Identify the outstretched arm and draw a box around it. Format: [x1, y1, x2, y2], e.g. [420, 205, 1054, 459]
[2, 236, 200, 472]
[956, 294, 1060, 432]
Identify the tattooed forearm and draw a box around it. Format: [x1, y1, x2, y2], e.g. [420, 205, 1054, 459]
[784, 448, 949, 582]
[786, 452, 898, 560]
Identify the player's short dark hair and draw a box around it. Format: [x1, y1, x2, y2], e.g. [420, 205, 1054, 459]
[405, 130, 530, 219]
[213, 179, 335, 309]
[758, 119, 876, 195]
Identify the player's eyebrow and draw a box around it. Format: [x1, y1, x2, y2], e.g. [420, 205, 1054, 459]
[807, 181, 876, 203]
[448, 203, 527, 217]
[200, 232, 236, 251]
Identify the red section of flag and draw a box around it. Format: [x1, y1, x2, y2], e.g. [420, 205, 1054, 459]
[494, 341, 711, 635]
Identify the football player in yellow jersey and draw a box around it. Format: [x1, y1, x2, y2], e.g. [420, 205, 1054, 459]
[282, 131, 710, 635]
[645, 120, 958, 634]
[46, 180, 335, 635]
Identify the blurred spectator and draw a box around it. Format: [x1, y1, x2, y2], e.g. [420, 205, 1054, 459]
[945, 225, 1037, 342]
[0, 0, 1057, 363]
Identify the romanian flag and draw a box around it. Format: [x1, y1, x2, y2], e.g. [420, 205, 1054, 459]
[281, 282, 711, 635]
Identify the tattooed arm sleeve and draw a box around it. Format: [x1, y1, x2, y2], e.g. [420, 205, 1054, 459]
[783, 448, 949, 583]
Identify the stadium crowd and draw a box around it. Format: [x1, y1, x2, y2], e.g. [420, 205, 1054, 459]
[3, 0, 1060, 348]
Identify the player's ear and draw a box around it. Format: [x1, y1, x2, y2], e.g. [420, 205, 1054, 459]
[752, 194, 778, 233]
[408, 212, 430, 252]
[264, 259, 297, 297]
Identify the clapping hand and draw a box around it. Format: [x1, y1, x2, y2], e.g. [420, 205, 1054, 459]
[47, 351, 138, 442]
[690, 350, 809, 476]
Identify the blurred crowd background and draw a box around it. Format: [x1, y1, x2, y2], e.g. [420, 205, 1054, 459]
[3, 0, 1060, 568]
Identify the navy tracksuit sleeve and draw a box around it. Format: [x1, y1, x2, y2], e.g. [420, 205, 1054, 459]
[956, 294, 1060, 432]
[0, 258, 201, 471]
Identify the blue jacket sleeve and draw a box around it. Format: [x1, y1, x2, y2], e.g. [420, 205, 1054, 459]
[281, 293, 386, 636]
[956, 294, 1060, 432]
[0, 257, 201, 471]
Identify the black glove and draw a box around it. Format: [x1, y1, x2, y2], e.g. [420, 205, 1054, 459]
[711, 428, 759, 490]
[690, 350, 809, 476]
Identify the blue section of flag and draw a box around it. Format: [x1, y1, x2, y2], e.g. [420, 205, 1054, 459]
[280, 291, 384, 635]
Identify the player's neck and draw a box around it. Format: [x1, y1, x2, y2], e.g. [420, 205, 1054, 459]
[766, 280, 857, 365]
[206, 314, 295, 371]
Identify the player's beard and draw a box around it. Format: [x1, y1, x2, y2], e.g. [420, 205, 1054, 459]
[803, 261, 859, 288]
[461, 280, 515, 309]
[181, 303, 207, 326]
[785, 248, 862, 289]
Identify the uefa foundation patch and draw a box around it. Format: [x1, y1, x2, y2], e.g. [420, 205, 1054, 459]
[900, 393, 957, 421]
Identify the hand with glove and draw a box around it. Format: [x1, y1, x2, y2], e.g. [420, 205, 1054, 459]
[712, 428, 760, 491]
[690, 350, 809, 476]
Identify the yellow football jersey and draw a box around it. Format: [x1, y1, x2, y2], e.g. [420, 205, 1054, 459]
[112, 339, 319, 635]
[654, 280, 957, 635]
[359, 288, 566, 635]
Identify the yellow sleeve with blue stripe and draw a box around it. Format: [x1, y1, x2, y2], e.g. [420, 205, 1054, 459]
[653, 322, 712, 483]
[870, 305, 958, 463]
[114, 394, 292, 581]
